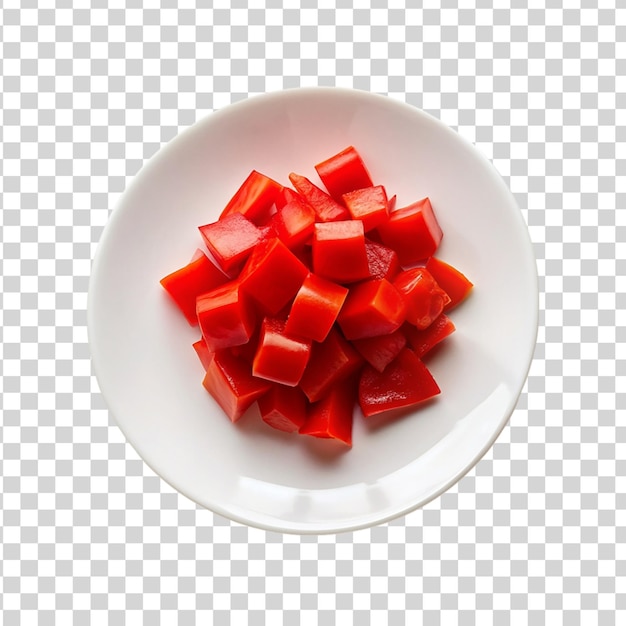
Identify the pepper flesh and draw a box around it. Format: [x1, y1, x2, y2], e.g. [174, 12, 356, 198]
[300, 380, 355, 446]
[199, 213, 264, 273]
[196, 281, 256, 352]
[358, 348, 440, 417]
[160, 250, 228, 325]
[425, 256, 474, 310]
[219, 170, 283, 224]
[314, 146, 374, 202]
[288, 172, 349, 222]
[377, 197, 443, 265]
[393, 268, 451, 330]
[312, 220, 370, 284]
[258, 384, 307, 433]
[337, 278, 406, 340]
[252, 318, 312, 387]
[202, 350, 271, 422]
[285, 273, 348, 342]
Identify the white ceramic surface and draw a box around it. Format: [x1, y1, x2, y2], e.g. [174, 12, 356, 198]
[88, 88, 538, 534]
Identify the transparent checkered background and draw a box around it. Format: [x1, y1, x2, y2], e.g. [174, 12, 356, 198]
[1, 2, 624, 624]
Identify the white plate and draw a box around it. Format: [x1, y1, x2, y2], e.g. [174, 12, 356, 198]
[88, 88, 538, 534]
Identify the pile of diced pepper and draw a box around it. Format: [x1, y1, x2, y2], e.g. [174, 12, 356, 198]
[160, 146, 473, 447]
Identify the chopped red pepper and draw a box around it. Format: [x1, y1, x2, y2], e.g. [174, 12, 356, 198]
[314, 146, 374, 202]
[288, 173, 349, 222]
[298, 328, 363, 403]
[160, 250, 228, 325]
[199, 213, 264, 273]
[219, 170, 283, 224]
[196, 281, 256, 352]
[358, 348, 440, 417]
[342, 185, 389, 232]
[202, 349, 271, 422]
[425, 257, 474, 310]
[300, 381, 355, 447]
[337, 278, 406, 340]
[252, 318, 312, 387]
[393, 268, 451, 330]
[271, 197, 316, 249]
[352, 329, 407, 373]
[312, 220, 370, 284]
[285, 273, 348, 342]
[274, 186, 302, 211]
[239, 237, 309, 315]
[402, 314, 456, 359]
[364, 240, 401, 281]
[192, 337, 214, 371]
[258, 384, 307, 433]
[377, 197, 443, 265]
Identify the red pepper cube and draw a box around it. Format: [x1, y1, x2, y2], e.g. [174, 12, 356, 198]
[192, 337, 214, 371]
[314, 146, 374, 202]
[196, 281, 255, 352]
[342, 185, 389, 232]
[352, 329, 407, 373]
[271, 197, 316, 250]
[312, 220, 370, 284]
[402, 314, 456, 359]
[393, 268, 451, 330]
[425, 256, 474, 310]
[298, 328, 363, 403]
[199, 213, 264, 273]
[288, 173, 349, 222]
[299, 381, 355, 447]
[285, 273, 348, 342]
[258, 384, 307, 433]
[337, 278, 406, 340]
[252, 318, 312, 386]
[365, 240, 401, 281]
[240, 237, 309, 314]
[358, 348, 441, 418]
[274, 187, 302, 210]
[160, 250, 229, 325]
[202, 350, 271, 422]
[377, 197, 443, 265]
[219, 170, 283, 224]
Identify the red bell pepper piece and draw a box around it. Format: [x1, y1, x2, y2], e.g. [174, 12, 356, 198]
[270, 197, 316, 249]
[364, 240, 401, 281]
[258, 384, 307, 433]
[388, 194, 397, 212]
[299, 381, 355, 447]
[342, 185, 389, 232]
[425, 257, 474, 310]
[202, 349, 271, 422]
[239, 237, 309, 315]
[377, 197, 443, 265]
[288, 173, 349, 222]
[358, 348, 440, 417]
[337, 278, 406, 340]
[314, 146, 374, 202]
[252, 318, 312, 386]
[219, 170, 283, 224]
[274, 187, 302, 210]
[298, 328, 363, 403]
[199, 213, 264, 273]
[352, 329, 407, 373]
[402, 314, 456, 359]
[192, 337, 214, 371]
[312, 220, 370, 284]
[285, 273, 348, 342]
[196, 281, 256, 351]
[160, 250, 228, 325]
[393, 268, 451, 330]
